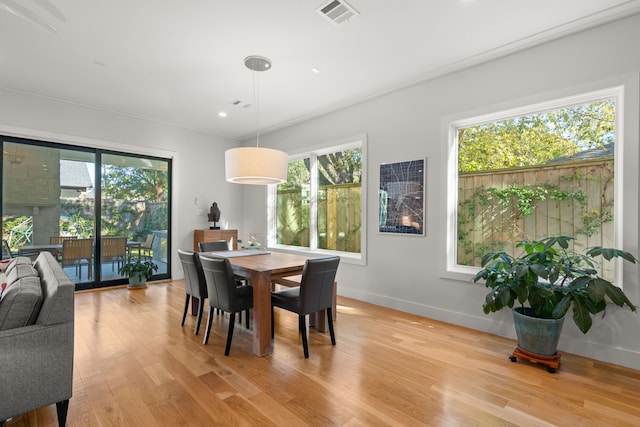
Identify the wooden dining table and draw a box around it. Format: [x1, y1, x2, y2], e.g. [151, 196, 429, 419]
[200, 250, 310, 356]
[18, 244, 63, 257]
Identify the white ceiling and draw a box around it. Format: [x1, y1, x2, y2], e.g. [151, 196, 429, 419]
[1, 0, 640, 141]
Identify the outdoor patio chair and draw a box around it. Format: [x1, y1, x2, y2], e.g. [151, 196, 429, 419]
[140, 234, 154, 261]
[2, 239, 13, 260]
[49, 236, 78, 261]
[62, 238, 93, 280]
[101, 237, 127, 271]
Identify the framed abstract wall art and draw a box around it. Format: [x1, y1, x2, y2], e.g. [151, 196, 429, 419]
[378, 158, 425, 235]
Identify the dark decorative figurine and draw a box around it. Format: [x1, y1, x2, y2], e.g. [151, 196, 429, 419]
[208, 202, 221, 229]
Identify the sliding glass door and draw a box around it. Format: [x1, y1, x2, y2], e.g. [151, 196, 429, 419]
[100, 153, 170, 279]
[1, 136, 171, 289]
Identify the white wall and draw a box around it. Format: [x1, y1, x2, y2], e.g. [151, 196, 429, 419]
[244, 14, 640, 369]
[2, 13, 639, 369]
[0, 88, 243, 278]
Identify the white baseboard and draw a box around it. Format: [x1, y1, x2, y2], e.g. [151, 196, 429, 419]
[338, 286, 640, 371]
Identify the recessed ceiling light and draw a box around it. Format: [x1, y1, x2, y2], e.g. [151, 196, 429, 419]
[218, 112, 227, 118]
[312, 68, 320, 74]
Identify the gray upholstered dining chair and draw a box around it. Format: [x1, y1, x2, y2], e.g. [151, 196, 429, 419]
[177, 249, 208, 335]
[199, 239, 249, 321]
[198, 255, 253, 356]
[271, 256, 340, 358]
[198, 240, 230, 252]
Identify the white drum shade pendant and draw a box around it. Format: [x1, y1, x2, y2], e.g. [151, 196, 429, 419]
[225, 55, 288, 185]
[225, 146, 288, 184]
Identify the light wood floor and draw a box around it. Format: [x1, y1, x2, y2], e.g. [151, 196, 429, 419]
[6, 280, 640, 427]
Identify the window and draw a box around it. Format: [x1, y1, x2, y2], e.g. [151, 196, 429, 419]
[447, 88, 622, 281]
[2, 136, 172, 289]
[270, 137, 365, 259]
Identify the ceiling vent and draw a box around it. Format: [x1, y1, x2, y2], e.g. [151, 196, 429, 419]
[317, 0, 359, 25]
[230, 100, 252, 108]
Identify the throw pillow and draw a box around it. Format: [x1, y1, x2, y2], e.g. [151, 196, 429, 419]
[4, 256, 32, 276]
[0, 282, 6, 300]
[0, 275, 43, 330]
[6, 264, 38, 285]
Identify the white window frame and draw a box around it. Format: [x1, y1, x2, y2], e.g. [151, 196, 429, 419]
[444, 86, 625, 282]
[267, 135, 367, 265]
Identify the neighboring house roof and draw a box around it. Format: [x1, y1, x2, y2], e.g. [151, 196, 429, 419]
[60, 160, 93, 190]
[546, 144, 614, 164]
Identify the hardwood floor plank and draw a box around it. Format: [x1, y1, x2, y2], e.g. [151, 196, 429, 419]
[6, 280, 640, 427]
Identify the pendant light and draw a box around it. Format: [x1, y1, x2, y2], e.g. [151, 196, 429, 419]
[225, 55, 288, 185]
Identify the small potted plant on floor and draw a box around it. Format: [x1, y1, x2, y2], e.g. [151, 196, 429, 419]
[119, 259, 158, 289]
[473, 236, 636, 372]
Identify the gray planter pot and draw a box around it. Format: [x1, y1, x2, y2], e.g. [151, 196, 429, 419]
[127, 272, 148, 288]
[513, 307, 564, 356]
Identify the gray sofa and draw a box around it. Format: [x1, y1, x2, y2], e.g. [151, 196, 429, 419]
[0, 251, 74, 427]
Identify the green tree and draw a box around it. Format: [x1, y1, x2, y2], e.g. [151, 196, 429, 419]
[102, 166, 167, 201]
[458, 100, 615, 173]
[279, 159, 310, 190]
[278, 148, 362, 190]
[317, 149, 362, 185]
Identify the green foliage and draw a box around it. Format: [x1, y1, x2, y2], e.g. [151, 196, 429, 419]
[276, 187, 310, 247]
[118, 260, 158, 279]
[458, 100, 615, 173]
[59, 199, 168, 241]
[102, 166, 168, 202]
[276, 149, 362, 253]
[60, 212, 94, 237]
[2, 216, 33, 249]
[578, 209, 613, 237]
[279, 148, 362, 190]
[278, 158, 310, 191]
[317, 149, 362, 186]
[474, 236, 636, 334]
[457, 175, 613, 266]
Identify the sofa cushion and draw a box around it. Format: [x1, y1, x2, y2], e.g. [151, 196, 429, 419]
[0, 259, 11, 272]
[6, 263, 38, 285]
[3, 257, 32, 276]
[0, 275, 43, 330]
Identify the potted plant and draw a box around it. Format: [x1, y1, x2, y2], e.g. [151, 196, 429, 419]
[473, 236, 636, 371]
[119, 259, 158, 289]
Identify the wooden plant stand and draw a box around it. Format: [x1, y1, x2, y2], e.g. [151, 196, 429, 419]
[509, 345, 561, 373]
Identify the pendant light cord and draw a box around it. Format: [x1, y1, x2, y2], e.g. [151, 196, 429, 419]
[253, 70, 260, 148]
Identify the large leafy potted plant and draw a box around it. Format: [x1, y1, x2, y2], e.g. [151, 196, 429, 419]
[473, 236, 636, 370]
[119, 259, 158, 289]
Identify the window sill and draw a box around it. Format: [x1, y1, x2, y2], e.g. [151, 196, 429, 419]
[440, 264, 480, 283]
[268, 245, 365, 266]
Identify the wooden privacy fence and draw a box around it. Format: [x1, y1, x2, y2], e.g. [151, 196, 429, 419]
[457, 158, 615, 277]
[277, 183, 361, 253]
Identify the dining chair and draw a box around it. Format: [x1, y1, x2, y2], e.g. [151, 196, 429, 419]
[49, 236, 78, 245]
[177, 249, 208, 335]
[140, 234, 154, 261]
[62, 238, 93, 280]
[271, 256, 340, 358]
[198, 240, 230, 252]
[101, 237, 127, 271]
[2, 239, 13, 260]
[50, 236, 78, 261]
[198, 255, 253, 355]
[199, 239, 249, 322]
